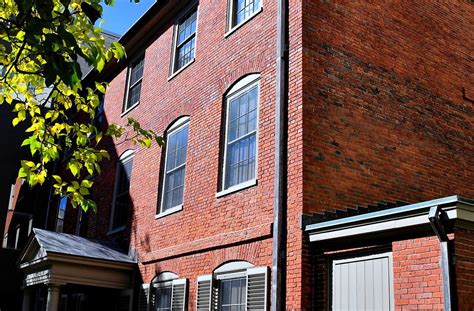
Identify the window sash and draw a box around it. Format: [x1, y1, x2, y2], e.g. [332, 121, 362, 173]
[223, 82, 259, 190]
[111, 155, 134, 230]
[230, 0, 261, 28]
[172, 7, 198, 73]
[124, 56, 144, 111]
[160, 122, 189, 213]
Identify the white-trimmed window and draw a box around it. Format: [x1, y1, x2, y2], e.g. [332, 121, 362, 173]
[196, 261, 268, 311]
[110, 150, 134, 232]
[55, 196, 67, 233]
[123, 55, 145, 112]
[222, 74, 260, 192]
[140, 272, 187, 311]
[171, 6, 198, 75]
[228, 0, 262, 31]
[159, 117, 189, 216]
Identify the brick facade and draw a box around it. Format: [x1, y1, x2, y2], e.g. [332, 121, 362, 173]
[298, 1, 474, 309]
[30, 1, 474, 310]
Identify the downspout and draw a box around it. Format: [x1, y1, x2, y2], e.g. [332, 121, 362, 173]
[271, 0, 289, 309]
[428, 205, 452, 311]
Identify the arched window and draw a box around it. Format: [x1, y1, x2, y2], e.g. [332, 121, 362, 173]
[196, 261, 269, 310]
[148, 272, 187, 311]
[221, 74, 260, 193]
[109, 150, 134, 232]
[158, 117, 190, 217]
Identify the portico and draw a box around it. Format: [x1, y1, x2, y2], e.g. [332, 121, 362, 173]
[19, 229, 136, 311]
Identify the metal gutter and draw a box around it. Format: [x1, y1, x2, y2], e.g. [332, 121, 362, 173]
[271, 0, 289, 309]
[428, 205, 453, 311]
[305, 195, 474, 232]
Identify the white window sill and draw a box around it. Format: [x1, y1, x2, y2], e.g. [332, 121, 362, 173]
[156, 204, 183, 219]
[121, 101, 140, 117]
[216, 179, 257, 198]
[107, 226, 126, 236]
[168, 59, 195, 82]
[224, 7, 263, 38]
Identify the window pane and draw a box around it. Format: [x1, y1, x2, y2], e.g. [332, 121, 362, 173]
[112, 157, 133, 229]
[174, 9, 197, 72]
[125, 55, 144, 111]
[155, 285, 172, 311]
[162, 123, 189, 212]
[233, 0, 260, 27]
[219, 277, 246, 311]
[224, 82, 258, 189]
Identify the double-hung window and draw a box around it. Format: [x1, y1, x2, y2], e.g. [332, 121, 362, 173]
[228, 0, 262, 30]
[56, 197, 67, 233]
[124, 55, 145, 112]
[140, 273, 187, 311]
[196, 262, 268, 311]
[171, 7, 198, 74]
[159, 117, 189, 215]
[110, 150, 134, 232]
[222, 75, 259, 191]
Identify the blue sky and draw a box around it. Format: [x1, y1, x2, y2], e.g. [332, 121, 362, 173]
[99, 0, 156, 35]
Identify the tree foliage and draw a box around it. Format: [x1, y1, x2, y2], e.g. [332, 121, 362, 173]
[0, 0, 161, 212]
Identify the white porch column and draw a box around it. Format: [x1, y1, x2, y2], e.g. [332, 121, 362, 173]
[21, 287, 33, 311]
[46, 283, 61, 311]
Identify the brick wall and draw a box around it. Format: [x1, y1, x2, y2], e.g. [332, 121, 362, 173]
[393, 236, 444, 310]
[86, 0, 292, 308]
[311, 233, 446, 310]
[454, 228, 474, 309]
[301, 1, 474, 308]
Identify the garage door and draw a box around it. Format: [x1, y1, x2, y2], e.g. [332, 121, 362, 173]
[332, 252, 394, 311]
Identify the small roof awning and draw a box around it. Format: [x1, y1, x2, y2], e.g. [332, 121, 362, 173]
[303, 195, 474, 242]
[19, 229, 136, 289]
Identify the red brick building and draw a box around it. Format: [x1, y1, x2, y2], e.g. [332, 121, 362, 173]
[11, 1, 474, 311]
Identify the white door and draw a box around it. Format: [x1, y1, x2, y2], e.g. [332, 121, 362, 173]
[332, 252, 394, 311]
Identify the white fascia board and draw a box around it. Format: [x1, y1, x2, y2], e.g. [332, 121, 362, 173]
[306, 198, 474, 242]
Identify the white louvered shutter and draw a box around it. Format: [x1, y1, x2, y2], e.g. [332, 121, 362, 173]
[246, 267, 268, 311]
[171, 278, 187, 311]
[196, 275, 213, 311]
[138, 284, 150, 311]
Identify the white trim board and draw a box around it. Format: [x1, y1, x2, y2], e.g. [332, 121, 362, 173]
[306, 196, 474, 242]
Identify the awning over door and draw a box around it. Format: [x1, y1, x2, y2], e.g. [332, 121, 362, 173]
[303, 195, 474, 242]
[18, 229, 136, 289]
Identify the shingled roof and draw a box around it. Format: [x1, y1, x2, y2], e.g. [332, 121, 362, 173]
[29, 228, 135, 264]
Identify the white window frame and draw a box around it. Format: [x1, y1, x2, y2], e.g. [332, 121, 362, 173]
[169, 4, 199, 79]
[199, 261, 268, 311]
[225, 0, 263, 37]
[219, 74, 260, 196]
[109, 150, 135, 234]
[150, 272, 187, 311]
[157, 117, 190, 218]
[122, 54, 145, 115]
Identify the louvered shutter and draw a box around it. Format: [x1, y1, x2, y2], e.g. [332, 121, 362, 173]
[171, 278, 187, 311]
[138, 284, 150, 311]
[196, 275, 213, 311]
[246, 267, 268, 311]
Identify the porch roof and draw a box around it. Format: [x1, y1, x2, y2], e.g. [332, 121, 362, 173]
[26, 228, 135, 264]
